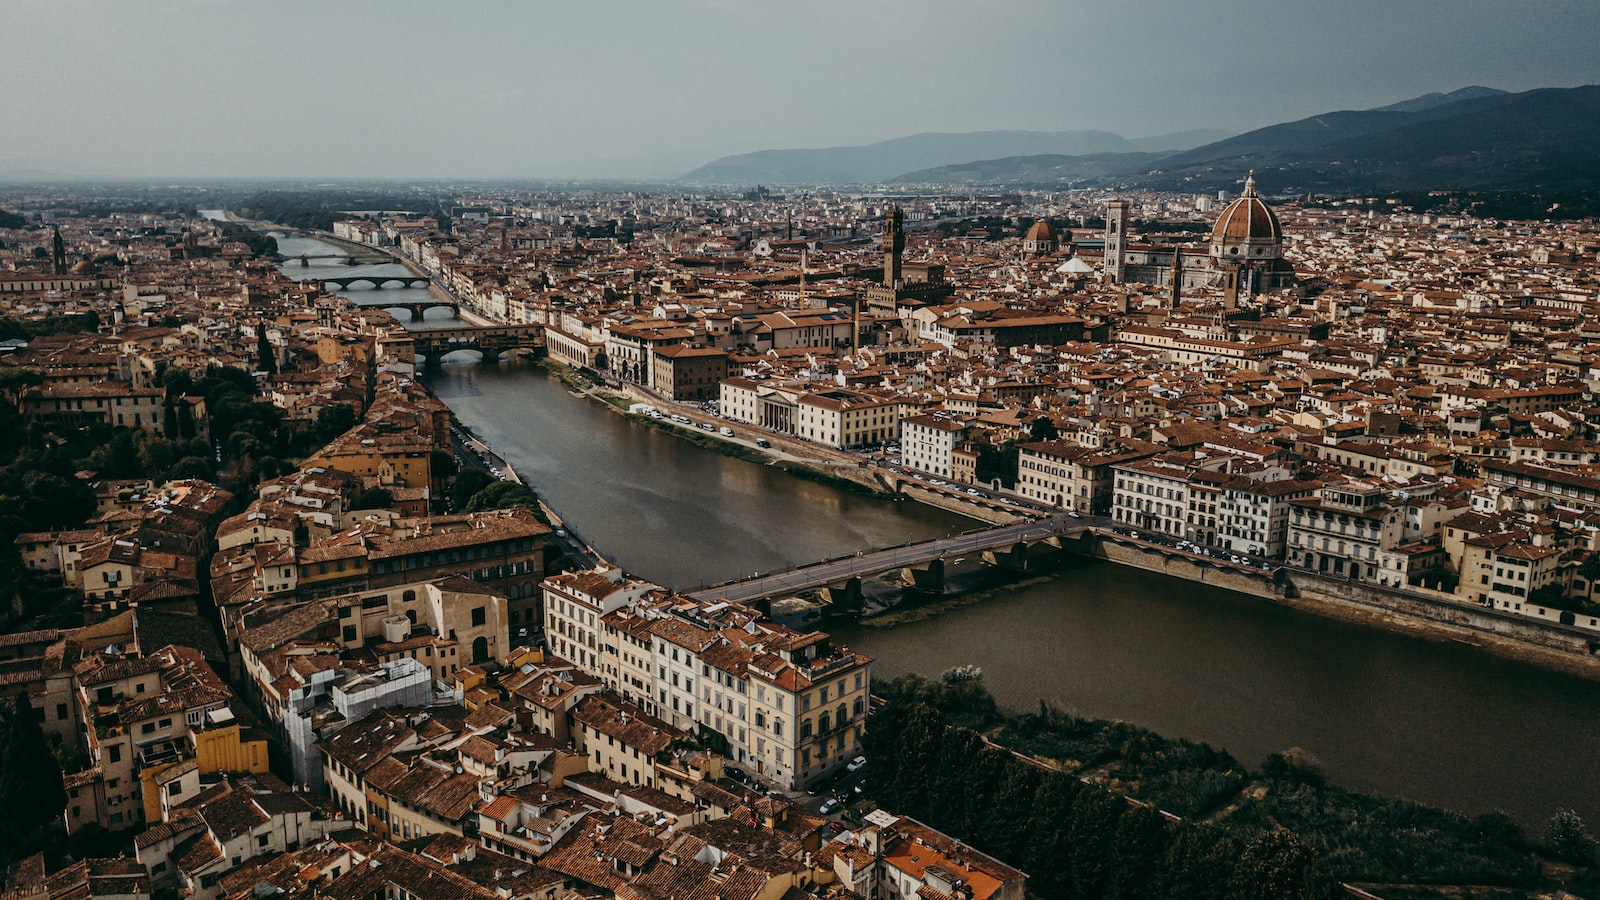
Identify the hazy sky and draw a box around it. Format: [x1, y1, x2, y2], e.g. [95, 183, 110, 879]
[3, 0, 1597, 180]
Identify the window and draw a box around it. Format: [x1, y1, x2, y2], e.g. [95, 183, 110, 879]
[471, 606, 486, 626]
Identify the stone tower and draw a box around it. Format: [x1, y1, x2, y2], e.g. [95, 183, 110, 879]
[1223, 264, 1241, 310]
[883, 205, 905, 288]
[51, 226, 67, 276]
[1103, 200, 1128, 284]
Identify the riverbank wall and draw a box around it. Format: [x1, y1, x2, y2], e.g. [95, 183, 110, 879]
[1086, 531, 1600, 677]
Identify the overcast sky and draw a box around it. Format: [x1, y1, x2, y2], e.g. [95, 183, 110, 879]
[3, 0, 1597, 180]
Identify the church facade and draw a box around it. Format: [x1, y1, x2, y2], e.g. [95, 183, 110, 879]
[1103, 173, 1296, 298]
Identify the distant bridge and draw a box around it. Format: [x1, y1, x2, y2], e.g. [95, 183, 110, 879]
[358, 298, 459, 321]
[321, 275, 432, 290]
[689, 517, 1084, 605]
[280, 253, 391, 266]
[412, 324, 545, 363]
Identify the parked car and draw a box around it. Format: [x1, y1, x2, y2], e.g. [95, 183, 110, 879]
[846, 756, 867, 773]
[755, 438, 771, 448]
[819, 798, 841, 815]
[720, 427, 734, 437]
[725, 765, 748, 783]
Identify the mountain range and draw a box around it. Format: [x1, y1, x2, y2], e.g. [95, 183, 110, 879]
[685, 85, 1600, 197]
[677, 129, 1230, 185]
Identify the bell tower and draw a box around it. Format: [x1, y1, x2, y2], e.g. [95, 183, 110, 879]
[51, 226, 67, 276]
[1168, 247, 1183, 309]
[883, 205, 905, 288]
[1103, 200, 1128, 284]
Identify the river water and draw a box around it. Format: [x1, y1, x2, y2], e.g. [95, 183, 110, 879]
[269, 229, 1599, 830]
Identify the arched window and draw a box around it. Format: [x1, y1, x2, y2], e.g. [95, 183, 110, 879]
[402, 590, 416, 602]
[471, 636, 490, 664]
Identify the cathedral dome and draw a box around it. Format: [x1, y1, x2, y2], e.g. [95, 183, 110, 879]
[1022, 219, 1061, 257]
[1210, 172, 1282, 261]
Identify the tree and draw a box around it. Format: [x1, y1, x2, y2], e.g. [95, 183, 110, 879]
[0, 694, 66, 852]
[1107, 804, 1169, 900]
[353, 488, 394, 510]
[167, 457, 216, 481]
[1547, 809, 1598, 866]
[982, 760, 1040, 853]
[255, 322, 278, 376]
[1157, 825, 1242, 900]
[313, 403, 358, 444]
[451, 468, 494, 509]
[1226, 829, 1334, 900]
[430, 449, 457, 479]
[163, 396, 179, 438]
[1068, 787, 1126, 898]
[1023, 771, 1082, 899]
[0, 368, 42, 414]
[1029, 415, 1059, 442]
[1260, 747, 1327, 788]
[462, 481, 541, 514]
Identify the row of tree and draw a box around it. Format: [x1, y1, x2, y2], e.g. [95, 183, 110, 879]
[861, 686, 1337, 899]
[862, 672, 1600, 898]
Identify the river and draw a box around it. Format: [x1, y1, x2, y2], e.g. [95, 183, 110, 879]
[268, 228, 1599, 831]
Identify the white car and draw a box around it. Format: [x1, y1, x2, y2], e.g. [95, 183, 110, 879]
[846, 756, 867, 773]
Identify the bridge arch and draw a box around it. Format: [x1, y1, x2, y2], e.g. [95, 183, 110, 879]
[321, 275, 431, 290]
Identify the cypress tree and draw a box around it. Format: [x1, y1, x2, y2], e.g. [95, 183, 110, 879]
[0, 694, 66, 850]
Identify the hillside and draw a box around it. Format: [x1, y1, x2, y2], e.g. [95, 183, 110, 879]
[888, 152, 1164, 186]
[871, 85, 1600, 197]
[1128, 84, 1600, 194]
[678, 128, 1229, 185]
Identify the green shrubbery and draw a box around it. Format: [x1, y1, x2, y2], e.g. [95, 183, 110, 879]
[864, 672, 1596, 898]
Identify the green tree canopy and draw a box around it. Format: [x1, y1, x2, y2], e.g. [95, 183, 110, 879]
[451, 469, 494, 509]
[1030, 415, 1059, 442]
[353, 488, 394, 510]
[1226, 828, 1335, 900]
[0, 694, 67, 853]
[1547, 809, 1598, 866]
[462, 481, 541, 514]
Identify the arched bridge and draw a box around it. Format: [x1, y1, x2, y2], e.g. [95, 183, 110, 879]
[689, 517, 1085, 604]
[358, 299, 459, 321]
[413, 324, 545, 363]
[321, 275, 432, 290]
[280, 253, 391, 266]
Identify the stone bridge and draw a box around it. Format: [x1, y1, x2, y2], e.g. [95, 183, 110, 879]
[321, 275, 432, 290]
[412, 324, 546, 364]
[689, 517, 1086, 605]
[359, 299, 460, 321]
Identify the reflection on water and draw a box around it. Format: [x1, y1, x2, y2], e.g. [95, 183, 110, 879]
[835, 560, 1600, 829]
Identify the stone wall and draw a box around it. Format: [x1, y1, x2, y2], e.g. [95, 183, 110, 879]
[896, 483, 1028, 525]
[1090, 534, 1280, 598]
[1083, 532, 1600, 664]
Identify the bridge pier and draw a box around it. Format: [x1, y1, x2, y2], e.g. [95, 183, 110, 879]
[299, 256, 309, 267]
[410, 307, 425, 322]
[821, 577, 864, 613]
[983, 537, 1065, 572]
[902, 558, 945, 593]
